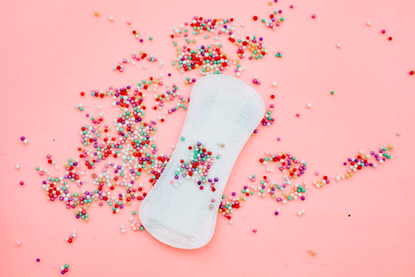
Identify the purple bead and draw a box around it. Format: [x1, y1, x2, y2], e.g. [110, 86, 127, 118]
[275, 211, 279, 215]
[20, 136, 25, 141]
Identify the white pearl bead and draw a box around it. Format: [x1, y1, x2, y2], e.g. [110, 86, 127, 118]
[367, 21, 371, 26]
[16, 165, 20, 169]
[336, 44, 341, 48]
[16, 241, 21, 246]
[23, 139, 28, 144]
[272, 82, 277, 87]
[307, 103, 311, 108]
[109, 16, 114, 21]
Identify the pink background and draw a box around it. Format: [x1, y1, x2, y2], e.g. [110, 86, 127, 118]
[1, 0, 415, 276]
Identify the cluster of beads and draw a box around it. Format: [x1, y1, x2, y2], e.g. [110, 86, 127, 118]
[259, 11, 285, 30]
[132, 30, 142, 41]
[20, 136, 28, 144]
[312, 175, 330, 188]
[137, 76, 164, 92]
[232, 59, 245, 76]
[35, 166, 49, 176]
[114, 51, 162, 72]
[65, 230, 76, 243]
[184, 77, 197, 85]
[234, 36, 267, 60]
[275, 51, 282, 58]
[253, 104, 275, 135]
[218, 193, 245, 222]
[248, 174, 256, 182]
[174, 142, 219, 190]
[120, 224, 126, 233]
[60, 264, 70, 275]
[172, 43, 230, 75]
[46, 154, 56, 166]
[252, 76, 261, 85]
[39, 83, 181, 220]
[152, 88, 183, 111]
[75, 103, 84, 112]
[170, 17, 235, 45]
[260, 152, 308, 178]
[333, 147, 393, 182]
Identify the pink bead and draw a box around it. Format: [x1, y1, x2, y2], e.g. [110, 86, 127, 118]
[170, 180, 174, 184]
[381, 29, 386, 34]
[410, 71, 414, 75]
[315, 172, 319, 176]
[199, 186, 204, 190]
[253, 229, 257, 233]
[312, 14, 316, 18]
[211, 198, 215, 202]
[127, 21, 131, 25]
[296, 113, 300, 117]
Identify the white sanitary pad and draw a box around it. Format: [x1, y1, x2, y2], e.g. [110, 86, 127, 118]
[139, 74, 265, 249]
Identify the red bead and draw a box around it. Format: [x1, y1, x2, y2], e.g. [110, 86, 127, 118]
[388, 37, 392, 41]
[80, 91, 85, 96]
[270, 95, 275, 99]
[253, 16, 258, 21]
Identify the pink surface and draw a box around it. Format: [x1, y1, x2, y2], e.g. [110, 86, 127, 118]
[1, 0, 415, 276]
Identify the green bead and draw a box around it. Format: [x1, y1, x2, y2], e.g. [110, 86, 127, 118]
[149, 37, 153, 41]
[331, 91, 334, 95]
